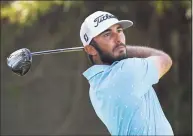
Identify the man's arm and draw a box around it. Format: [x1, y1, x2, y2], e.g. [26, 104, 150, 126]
[126, 45, 173, 79]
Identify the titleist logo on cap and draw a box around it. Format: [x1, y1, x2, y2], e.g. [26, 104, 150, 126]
[94, 14, 117, 27]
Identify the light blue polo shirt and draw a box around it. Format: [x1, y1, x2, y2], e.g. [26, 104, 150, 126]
[83, 57, 174, 135]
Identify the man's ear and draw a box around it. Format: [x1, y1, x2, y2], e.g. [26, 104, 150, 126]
[84, 45, 97, 55]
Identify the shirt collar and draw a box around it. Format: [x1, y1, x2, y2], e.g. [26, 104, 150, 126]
[83, 64, 110, 80]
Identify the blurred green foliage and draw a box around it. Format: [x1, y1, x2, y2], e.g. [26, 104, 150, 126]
[1, 1, 83, 26]
[1, 1, 191, 26]
[151, 1, 191, 16]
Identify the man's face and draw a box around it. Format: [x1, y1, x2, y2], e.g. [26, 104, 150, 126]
[93, 24, 127, 64]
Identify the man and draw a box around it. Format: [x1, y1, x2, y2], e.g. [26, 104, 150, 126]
[80, 11, 173, 135]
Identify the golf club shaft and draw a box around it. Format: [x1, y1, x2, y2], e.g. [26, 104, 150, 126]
[31, 47, 84, 56]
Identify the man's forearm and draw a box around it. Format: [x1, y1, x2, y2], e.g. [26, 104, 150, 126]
[126, 45, 169, 58]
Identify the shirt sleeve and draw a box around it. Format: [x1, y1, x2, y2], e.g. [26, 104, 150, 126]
[121, 57, 159, 85]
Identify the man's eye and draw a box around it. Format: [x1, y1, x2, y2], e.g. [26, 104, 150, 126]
[118, 29, 123, 32]
[104, 33, 110, 37]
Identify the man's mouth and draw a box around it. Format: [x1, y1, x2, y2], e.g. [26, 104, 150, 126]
[114, 44, 126, 52]
[117, 46, 125, 49]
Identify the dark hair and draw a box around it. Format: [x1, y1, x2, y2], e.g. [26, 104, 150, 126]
[87, 39, 99, 65]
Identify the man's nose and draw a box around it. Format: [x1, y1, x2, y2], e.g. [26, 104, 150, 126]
[114, 33, 121, 44]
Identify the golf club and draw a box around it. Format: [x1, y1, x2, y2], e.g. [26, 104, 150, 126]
[7, 47, 84, 76]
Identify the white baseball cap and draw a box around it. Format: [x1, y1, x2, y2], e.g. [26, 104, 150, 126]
[80, 11, 133, 46]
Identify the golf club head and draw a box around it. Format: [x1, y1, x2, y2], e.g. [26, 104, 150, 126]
[7, 48, 32, 76]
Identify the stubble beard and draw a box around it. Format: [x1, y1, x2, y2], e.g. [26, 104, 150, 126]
[95, 44, 128, 65]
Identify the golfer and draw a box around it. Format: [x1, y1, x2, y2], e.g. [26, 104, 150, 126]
[80, 11, 173, 135]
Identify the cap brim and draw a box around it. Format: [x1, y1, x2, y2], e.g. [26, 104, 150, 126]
[116, 20, 133, 29]
[89, 19, 133, 45]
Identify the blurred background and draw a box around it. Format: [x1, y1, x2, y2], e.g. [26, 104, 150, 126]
[1, 1, 192, 135]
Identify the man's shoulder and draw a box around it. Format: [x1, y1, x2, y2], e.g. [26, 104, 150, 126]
[111, 58, 139, 71]
[83, 65, 110, 81]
